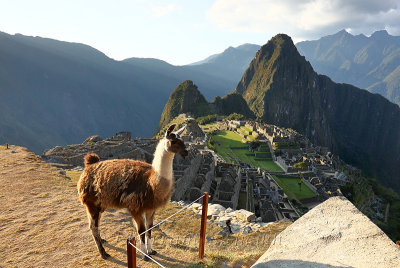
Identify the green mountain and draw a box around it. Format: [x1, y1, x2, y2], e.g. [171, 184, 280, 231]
[235, 34, 400, 193]
[210, 93, 254, 118]
[157, 80, 213, 131]
[296, 30, 400, 106]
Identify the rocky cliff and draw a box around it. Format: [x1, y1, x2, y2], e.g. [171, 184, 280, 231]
[234, 34, 400, 193]
[210, 93, 254, 118]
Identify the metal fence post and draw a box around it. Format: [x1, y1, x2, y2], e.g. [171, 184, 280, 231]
[127, 236, 136, 268]
[199, 192, 209, 260]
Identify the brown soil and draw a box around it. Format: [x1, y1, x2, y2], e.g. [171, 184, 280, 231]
[0, 146, 290, 267]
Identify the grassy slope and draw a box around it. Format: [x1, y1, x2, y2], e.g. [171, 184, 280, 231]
[0, 146, 290, 267]
[211, 131, 282, 172]
[209, 130, 316, 202]
[272, 175, 316, 201]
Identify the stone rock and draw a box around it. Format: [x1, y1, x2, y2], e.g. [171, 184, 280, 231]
[85, 135, 102, 143]
[217, 230, 229, 238]
[74, 166, 83, 171]
[218, 216, 232, 222]
[111, 132, 131, 140]
[207, 204, 226, 217]
[235, 209, 256, 222]
[44, 146, 64, 155]
[231, 224, 241, 234]
[242, 226, 253, 234]
[225, 207, 234, 213]
[252, 196, 400, 268]
[191, 203, 202, 210]
[260, 222, 274, 227]
[256, 217, 262, 222]
[59, 170, 66, 175]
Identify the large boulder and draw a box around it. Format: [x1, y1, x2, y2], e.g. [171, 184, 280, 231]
[235, 209, 256, 222]
[207, 204, 226, 217]
[252, 196, 400, 268]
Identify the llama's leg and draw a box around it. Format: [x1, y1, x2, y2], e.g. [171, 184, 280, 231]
[86, 204, 109, 259]
[145, 210, 157, 255]
[132, 213, 149, 261]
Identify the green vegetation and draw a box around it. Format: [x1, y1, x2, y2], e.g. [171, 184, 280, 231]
[271, 175, 317, 202]
[154, 114, 188, 138]
[224, 113, 245, 121]
[273, 142, 300, 150]
[209, 130, 282, 172]
[292, 162, 307, 170]
[196, 114, 218, 125]
[157, 80, 213, 131]
[341, 176, 400, 241]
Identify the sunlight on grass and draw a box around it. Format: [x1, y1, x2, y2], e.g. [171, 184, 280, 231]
[272, 175, 316, 201]
[211, 130, 283, 172]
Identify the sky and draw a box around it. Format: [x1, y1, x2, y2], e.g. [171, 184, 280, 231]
[0, 0, 399, 65]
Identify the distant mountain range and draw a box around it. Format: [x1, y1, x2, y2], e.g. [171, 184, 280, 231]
[0, 31, 257, 153]
[297, 29, 400, 106]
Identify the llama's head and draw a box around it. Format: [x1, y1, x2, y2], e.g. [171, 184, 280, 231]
[164, 124, 189, 158]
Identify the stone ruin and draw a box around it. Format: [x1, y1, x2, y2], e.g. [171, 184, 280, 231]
[42, 132, 157, 167]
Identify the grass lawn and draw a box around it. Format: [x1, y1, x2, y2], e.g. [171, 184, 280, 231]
[271, 175, 317, 201]
[211, 131, 283, 172]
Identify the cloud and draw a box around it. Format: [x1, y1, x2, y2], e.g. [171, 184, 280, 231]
[152, 3, 181, 18]
[207, 0, 400, 39]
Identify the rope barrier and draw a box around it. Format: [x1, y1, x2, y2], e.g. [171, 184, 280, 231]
[127, 193, 210, 267]
[128, 239, 166, 268]
[135, 194, 208, 238]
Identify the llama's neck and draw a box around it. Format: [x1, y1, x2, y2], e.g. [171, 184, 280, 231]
[152, 139, 174, 180]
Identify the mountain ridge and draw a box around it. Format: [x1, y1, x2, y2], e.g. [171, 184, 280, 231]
[0, 31, 257, 153]
[296, 29, 400, 105]
[234, 34, 400, 193]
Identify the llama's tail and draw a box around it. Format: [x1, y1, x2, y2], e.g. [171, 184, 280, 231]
[84, 153, 100, 167]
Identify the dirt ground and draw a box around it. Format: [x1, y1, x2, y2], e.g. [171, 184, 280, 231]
[0, 146, 289, 267]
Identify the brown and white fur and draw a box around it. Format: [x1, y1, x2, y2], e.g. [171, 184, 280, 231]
[77, 124, 188, 260]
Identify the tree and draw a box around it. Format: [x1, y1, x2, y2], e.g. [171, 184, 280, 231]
[293, 162, 307, 170]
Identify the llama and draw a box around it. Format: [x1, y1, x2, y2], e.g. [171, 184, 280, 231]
[77, 124, 188, 260]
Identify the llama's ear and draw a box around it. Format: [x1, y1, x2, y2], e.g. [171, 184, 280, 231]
[165, 124, 176, 137]
[175, 125, 186, 136]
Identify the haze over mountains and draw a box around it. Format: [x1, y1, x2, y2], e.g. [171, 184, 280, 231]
[0, 31, 256, 153]
[297, 29, 400, 106]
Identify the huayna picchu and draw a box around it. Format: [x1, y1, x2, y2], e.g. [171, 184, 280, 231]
[233, 34, 400, 194]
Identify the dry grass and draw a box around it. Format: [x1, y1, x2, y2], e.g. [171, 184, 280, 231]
[0, 146, 290, 267]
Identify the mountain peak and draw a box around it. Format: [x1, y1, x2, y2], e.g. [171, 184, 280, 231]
[235, 33, 305, 109]
[157, 80, 212, 131]
[371, 30, 389, 39]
